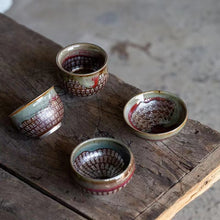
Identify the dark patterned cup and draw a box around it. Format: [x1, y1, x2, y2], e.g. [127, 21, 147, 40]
[56, 43, 108, 96]
[70, 138, 135, 195]
[124, 90, 188, 140]
[9, 86, 64, 138]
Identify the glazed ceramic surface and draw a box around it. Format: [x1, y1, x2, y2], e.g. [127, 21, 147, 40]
[124, 90, 188, 140]
[10, 86, 64, 138]
[56, 43, 108, 96]
[70, 138, 135, 195]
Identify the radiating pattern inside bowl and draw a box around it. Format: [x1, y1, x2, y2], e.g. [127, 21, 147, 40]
[62, 50, 105, 74]
[73, 148, 128, 179]
[129, 97, 184, 133]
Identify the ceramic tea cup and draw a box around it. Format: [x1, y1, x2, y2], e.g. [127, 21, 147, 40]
[70, 137, 135, 195]
[56, 43, 108, 96]
[124, 90, 188, 140]
[9, 86, 64, 138]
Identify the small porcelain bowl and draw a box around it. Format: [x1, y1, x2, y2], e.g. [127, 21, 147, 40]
[56, 43, 108, 96]
[70, 138, 135, 195]
[124, 90, 188, 141]
[9, 86, 64, 138]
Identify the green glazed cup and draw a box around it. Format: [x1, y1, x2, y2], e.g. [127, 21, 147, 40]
[56, 43, 108, 97]
[70, 138, 135, 195]
[9, 86, 64, 138]
[124, 90, 188, 140]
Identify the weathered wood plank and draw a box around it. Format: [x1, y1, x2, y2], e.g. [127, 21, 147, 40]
[0, 14, 220, 219]
[0, 168, 85, 220]
[136, 145, 220, 219]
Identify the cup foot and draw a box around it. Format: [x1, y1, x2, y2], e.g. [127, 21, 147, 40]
[40, 122, 62, 138]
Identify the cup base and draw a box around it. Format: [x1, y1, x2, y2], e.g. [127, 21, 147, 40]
[40, 122, 62, 138]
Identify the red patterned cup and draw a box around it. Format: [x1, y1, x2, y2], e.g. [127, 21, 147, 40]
[124, 90, 188, 140]
[9, 86, 64, 138]
[56, 43, 108, 96]
[70, 138, 135, 195]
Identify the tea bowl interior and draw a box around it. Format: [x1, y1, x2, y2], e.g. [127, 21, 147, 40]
[56, 43, 107, 75]
[71, 138, 131, 180]
[70, 138, 135, 195]
[56, 43, 109, 97]
[124, 90, 188, 140]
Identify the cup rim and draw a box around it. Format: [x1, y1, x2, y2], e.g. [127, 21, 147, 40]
[123, 90, 188, 138]
[9, 86, 55, 117]
[56, 42, 108, 77]
[70, 137, 134, 183]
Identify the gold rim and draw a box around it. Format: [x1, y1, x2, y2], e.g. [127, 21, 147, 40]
[123, 90, 188, 138]
[70, 137, 134, 184]
[56, 42, 108, 77]
[9, 86, 55, 117]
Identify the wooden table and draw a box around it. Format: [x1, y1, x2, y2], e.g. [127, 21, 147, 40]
[0, 14, 220, 220]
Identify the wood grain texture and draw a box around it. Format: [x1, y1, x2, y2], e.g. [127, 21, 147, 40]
[0, 168, 85, 220]
[0, 14, 220, 219]
[136, 146, 220, 220]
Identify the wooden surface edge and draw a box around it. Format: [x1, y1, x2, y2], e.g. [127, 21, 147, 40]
[0, 164, 91, 220]
[157, 161, 220, 220]
[1, 13, 220, 219]
[0, 168, 86, 220]
[136, 145, 220, 220]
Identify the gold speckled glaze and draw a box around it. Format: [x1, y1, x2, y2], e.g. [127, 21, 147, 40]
[70, 138, 135, 195]
[56, 43, 108, 96]
[10, 86, 64, 138]
[124, 90, 188, 140]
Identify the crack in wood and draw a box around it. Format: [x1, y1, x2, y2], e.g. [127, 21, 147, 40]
[134, 147, 220, 219]
[94, 127, 114, 138]
[161, 142, 194, 172]
[1, 14, 220, 219]
[0, 163, 92, 220]
[30, 175, 42, 181]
